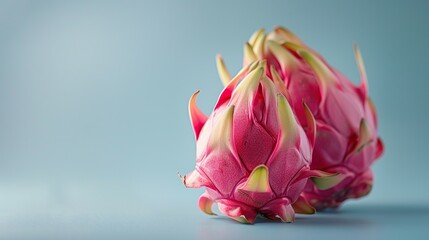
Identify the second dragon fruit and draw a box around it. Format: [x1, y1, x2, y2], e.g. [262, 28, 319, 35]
[216, 27, 384, 210]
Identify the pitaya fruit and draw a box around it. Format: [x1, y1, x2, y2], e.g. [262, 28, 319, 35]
[180, 62, 340, 223]
[216, 27, 384, 210]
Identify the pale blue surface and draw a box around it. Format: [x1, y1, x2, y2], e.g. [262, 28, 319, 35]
[0, 0, 428, 239]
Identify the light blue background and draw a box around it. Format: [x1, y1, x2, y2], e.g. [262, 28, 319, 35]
[0, 0, 428, 239]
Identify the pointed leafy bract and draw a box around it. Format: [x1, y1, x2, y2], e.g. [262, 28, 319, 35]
[282, 41, 304, 52]
[277, 94, 298, 146]
[260, 197, 295, 223]
[178, 169, 213, 189]
[353, 44, 368, 99]
[198, 192, 216, 215]
[276, 204, 295, 223]
[298, 49, 336, 97]
[189, 90, 207, 140]
[216, 54, 232, 86]
[249, 28, 265, 47]
[270, 65, 291, 100]
[229, 66, 263, 112]
[253, 33, 266, 59]
[208, 105, 234, 151]
[274, 26, 305, 46]
[303, 102, 316, 146]
[214, 61, 256, 110]
[292, 168, 347, 190]
[292, 195, 315, 214]
[217, 199, 257, 224]
[267, 40, 297, 71]
[311, 172, 349, 190]
[355, 118, 372, 152]
[375, 138, 384, 159]
[244, 42, 257, 66]
[240, 165, 270, 193]
[367, 97, 378, 127]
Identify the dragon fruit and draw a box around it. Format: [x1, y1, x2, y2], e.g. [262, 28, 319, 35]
[216, 27, 384, 210]
[180, 62, 340, 223]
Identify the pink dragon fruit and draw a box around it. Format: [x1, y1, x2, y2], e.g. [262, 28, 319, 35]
[180, 62, 340, 223]
[216, 27, 384, 210]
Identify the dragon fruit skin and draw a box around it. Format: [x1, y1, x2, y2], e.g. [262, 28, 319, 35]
[216, 27, 384, 210]
[180, 63, 340, 223]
